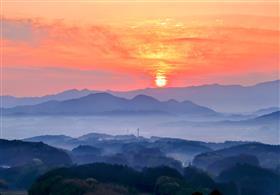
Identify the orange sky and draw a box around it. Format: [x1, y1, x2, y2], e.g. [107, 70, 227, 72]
[2, 1, 279, 96]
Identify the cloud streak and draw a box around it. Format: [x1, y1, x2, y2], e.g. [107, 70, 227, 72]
[2, 15, 279, 95]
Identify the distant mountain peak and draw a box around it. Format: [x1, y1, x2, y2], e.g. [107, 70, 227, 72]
[63, 89, 80, 92]
[131, 94, 159, 102]
[253, 79, 280, 87]
[182, 100, 196, 105]
[83, 92, 115, 99]
[166, 99, 179, 104]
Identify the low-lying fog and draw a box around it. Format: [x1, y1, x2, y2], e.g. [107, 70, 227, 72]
[2, 115, 278, 144]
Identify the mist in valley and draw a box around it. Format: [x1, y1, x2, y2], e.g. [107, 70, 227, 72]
[2, 113, 278, 144]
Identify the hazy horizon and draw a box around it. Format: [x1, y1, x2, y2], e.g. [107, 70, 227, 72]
[2, 79, 278, 97]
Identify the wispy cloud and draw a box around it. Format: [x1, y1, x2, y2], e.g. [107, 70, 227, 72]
[3, 18, 48, 45]
[3, 66, 149, 96]
[2, 15, 279, 95]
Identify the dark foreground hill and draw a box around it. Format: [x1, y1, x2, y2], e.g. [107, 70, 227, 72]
[0, 139, 72, 190]
[218, 164, 280, 195]
[0, 139, 72, 167]
[29, 163, 280, 195]
[29, 163, 232, 195]
[193, 143, 280, 172]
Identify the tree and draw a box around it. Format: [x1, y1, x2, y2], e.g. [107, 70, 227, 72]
[0, 180, 7, 190]
[192, 192, 203, 195]
[155, 176, 181, 195]
[184, 166, 215, 189]
[210, 189, 223, 195]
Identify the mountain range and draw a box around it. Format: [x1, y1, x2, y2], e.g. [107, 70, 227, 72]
[160, 111, 280, 129]
[2, 93, 217, 116]
[2, 80, 279, 112]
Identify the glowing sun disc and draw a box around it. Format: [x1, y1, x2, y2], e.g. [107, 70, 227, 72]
[155, 75, 167, 87]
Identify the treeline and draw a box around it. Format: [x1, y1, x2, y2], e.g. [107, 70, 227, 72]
[29, 163, 235, 195]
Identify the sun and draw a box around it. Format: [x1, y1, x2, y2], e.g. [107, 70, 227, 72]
[155, 74, 167, 87]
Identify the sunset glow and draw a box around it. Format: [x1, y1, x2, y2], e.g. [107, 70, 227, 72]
[155, 73, 167, 88]
[2, 1, 279, 96]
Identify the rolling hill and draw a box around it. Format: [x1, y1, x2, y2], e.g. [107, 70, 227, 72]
[193, 143, 280, 170]
[0, 139, 72, 167]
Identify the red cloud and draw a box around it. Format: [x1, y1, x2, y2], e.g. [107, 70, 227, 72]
[2, 16, 279, 94]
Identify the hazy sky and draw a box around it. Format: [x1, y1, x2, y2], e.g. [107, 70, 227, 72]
[2, 1, 279, 96]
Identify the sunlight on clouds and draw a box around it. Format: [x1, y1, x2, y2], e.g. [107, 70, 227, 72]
[2, 14, 279, 90]
[154, 61, 173, 87]
[130, 18, 188, 87]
